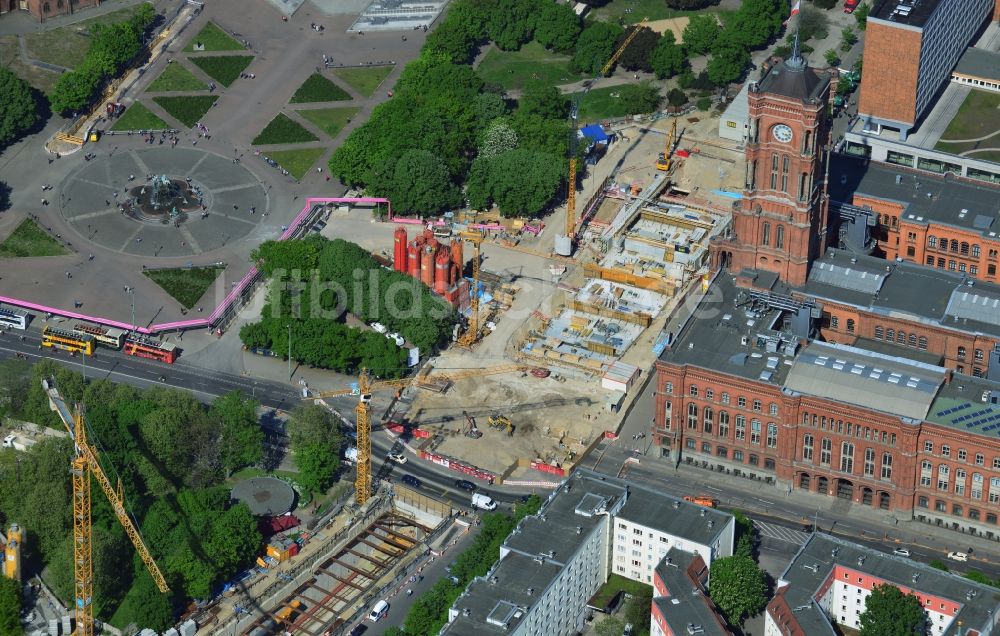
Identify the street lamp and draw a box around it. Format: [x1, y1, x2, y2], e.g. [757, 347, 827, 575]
[123, 286, 136, 334]
[287, 324, 292, 381]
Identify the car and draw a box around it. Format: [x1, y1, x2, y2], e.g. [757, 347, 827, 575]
[623, 624, 634, 636]
[447, 575, 461, 585]
[843, 0, 858, 11]
[368, 600, 389, 622]
[947, 551, 969, 562]
[402, 474, 422, 488]
[387, 332, 405, 346]
[370, 322, 387, 334]
[348, 625, 368, 636]
[892, 548, 911, 557]
[387, 453, 407, 464]
[454, 479, 477, 492]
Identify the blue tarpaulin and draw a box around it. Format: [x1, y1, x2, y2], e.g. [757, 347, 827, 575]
[580, 124, 610, 144]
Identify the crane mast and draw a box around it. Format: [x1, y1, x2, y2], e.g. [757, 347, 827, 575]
[456, 230, 484, 348]
[354, 370, 374, 506]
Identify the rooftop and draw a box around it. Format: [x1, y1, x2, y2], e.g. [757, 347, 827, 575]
[926, 374, 1000, 438]
[827, 155, 1000, 237]
[869, 0, 941, 28]
[654, 549, 729, 636]
[953, 47, 1000, 82]
[773, 533, 1000, 635]
[617, 493, 732, 548]
[757, 55, 832, 103]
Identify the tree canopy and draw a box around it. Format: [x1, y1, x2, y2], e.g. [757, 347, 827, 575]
[375, 149, 461, 217]
[683, 14, 722, 56]
[466, 149, 564, 218]
[0, 67, 39, 149]
[0, 576, 22, 636]
[708, 555, 767, 624]
[571, 22, 624, 75]
[651, 31, 685, 79]
[615, 26, 660, 72]
[288, 404, 344, 495]
[859, 584, 927, 636]
[533, 0, 581, 52]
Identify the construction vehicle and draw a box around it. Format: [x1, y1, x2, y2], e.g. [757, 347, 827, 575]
[308, 364, 527, 505]
[457, 230, 484, 348]
[43, 379, 168, 636]
[487, 414, 514, 436]
[684, 495, 719, 508]
[250, 599, 303, 636]
[558, 18, 649, 256]
[462, 411, 483, 439]
[656, 119, 678, 172]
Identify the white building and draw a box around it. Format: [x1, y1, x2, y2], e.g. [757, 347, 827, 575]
[443, 470, 735, 636]
[766, 533, 1000, 636]
[718, 81, 750, 144]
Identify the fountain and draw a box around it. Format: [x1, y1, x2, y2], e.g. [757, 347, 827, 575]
[125, 175, 202, 224]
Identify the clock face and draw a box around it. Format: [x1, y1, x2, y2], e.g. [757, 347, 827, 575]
[772, 124, 794, 143]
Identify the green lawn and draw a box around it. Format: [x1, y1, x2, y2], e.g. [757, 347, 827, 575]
[297, 107, 360, 139]
[593, 0, 702, 24]
[934, 91, 1000, 162]
[332, 65, 394, 97]
[578, 85, 659, 123]
[265, 148, 326, 179]
[183, 21, 245, 52]
[146, 62, 207, 92]
[290, 73, 352, 103]
[152, 95, 218, 128]
[252, 113, 319, 145]
[23, 5, 143, 69]
[109, 102, 169, 131]
[188, 55, 253, 88]
[0, 218, 70, 258]
[144, 265, 225, 309]
[476, 41, 582, 91]
[589, 574, 653, 609]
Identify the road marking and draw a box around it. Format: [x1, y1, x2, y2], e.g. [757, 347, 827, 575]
[755, 520, 809, 546]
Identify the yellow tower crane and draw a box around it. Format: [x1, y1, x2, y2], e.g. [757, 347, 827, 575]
[561, 18, 649, 253]
[456, 230, 484, 348]
[656, 119, 678, 172]
[307, 364, 528, 504]
[43, 379, 169, 636]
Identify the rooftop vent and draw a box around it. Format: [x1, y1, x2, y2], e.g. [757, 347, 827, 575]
[462, 608, 471, 616]
[708, 520, 715, 528]
[912, 573, 920, 584]
[687, 624, 705, 635]
[804, 564, 819, 573]
[490, 576, 499, 584]
[674, 501, 681, 509]
[700, 508, 706, 517]
[527, 587, 534, 596]
[857, 556, 866, 566]
[967, 590, 977, 600]
[576, 526, 583, 534]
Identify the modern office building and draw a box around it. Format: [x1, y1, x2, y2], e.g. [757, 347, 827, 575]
[442, 470, 735, 636]
[651, 548, 731, 636]
[857, 0, 996, 140]
[0, 0, 101, 22]
[766, 533, 1000, 635]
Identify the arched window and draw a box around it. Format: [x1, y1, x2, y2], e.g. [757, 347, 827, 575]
[950, 239, 959, 252]
[928, 236, 937, 248]
[776, 225, 784, 249]
[762, 222, 771, 246]
[703, 406, 714, 433]
[687, 403, 698, 429]
[918, 336, 928, 349]
[874, 326, 884, 340]
[846, 319, 855, 333]
[958, 346, 967, 359]
[972, 244, 981, 258]
[961, 242, 970, 255]
[896, 331, 905, 344]
[886, 328, 895, 341]
[908, 333, 917, 347]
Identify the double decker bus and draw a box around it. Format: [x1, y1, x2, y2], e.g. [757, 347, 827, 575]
[72, 323, 127, 349]
[0, 306, 29, 330]
[42, 326, 94, 356]
[124, 335, 178, 364]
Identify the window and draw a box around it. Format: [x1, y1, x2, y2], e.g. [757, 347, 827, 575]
[863, 448, 875, 477]
[919, 336, 928, 350]
[975, 349, 984, 361]
[665, 382, 674, 394]
[908, 333, 917, 347]
[896, 331, 905, 344]
[958, 449, 966, 462]
[735, 416, 746, 441]
[686, 438, 696, 450]
[752, 399, 762, 412]
[749, 454, 759, 466]
[918, 496, 928, 508]
[953, 504, 963, 516]
[970, 508, 980, 521]
[924, 441, 933, 453]
[751, 420, 762, 445]
[764, 458, 775, 470]
[762, 222, 771, 247]
[958, 346, 967, 360]
[906, 246, 915, 257]
[776, 225, 784, 249]
[690, 384, 699, 397]
[733, 450, 743, 462]
[663, 401, 672, 430]
[972, 473, 983, 499]
[831, 315, 839, 329]
[920, 460, 932, 487]
[719, 411, 730, 438]
[961, 242, 970, 255]
[936, 500, 947, 512]
[937, 464, 950, 491]
[701, 442, 712, 453]
[721, 392, 730, 405]
[705, 389, 714, 400]
[937, 258, 945, 268]
[971, 265, 978, 275]
[821, 438, 832, 465]
[874, 326, 884, 340]
[716, 446, 728, 458]
[972, 245, 981, 257]
[687, 403, 698, 429]
[703, 406, 714, 434]
[955, 468, 966, 496]
[841, 442, 854, 473]
[975, 453, 984, 466]
[926, 255, 935, 266]
[990, 477, 1000, 504]
[941, 445, 953, 458]
[949, 260, 956, 271]
[803, 434, 814, 461]
[990, 264, 996, 276]
[886, 328, 895, 341]
[767, 422, 777, 448]
[769, 403, 778, 416]
[881, 453, 892, 479]
[846, 319, 855, 333]
[928, 236, 937, 248]
[994, 458, 1000, 469]
[951, 239, 959, 252]
[738, 396, 747, 408]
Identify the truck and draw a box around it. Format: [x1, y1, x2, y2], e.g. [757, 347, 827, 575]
[683, 495, 718, 508]
[471, 493, 497, 510]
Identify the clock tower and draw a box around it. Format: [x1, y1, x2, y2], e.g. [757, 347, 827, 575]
[713, 44, 836, 288]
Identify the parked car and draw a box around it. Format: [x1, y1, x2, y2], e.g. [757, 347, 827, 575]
[402, 474, 422, 488]
[892, 548, 911, 557]
[844, 0, 859, 11]
[387, 332, 405, 346]
[454, 479, 477, 492]
[348, 624, 368, 636]
[368, 600, 389, 622]
[387, 453, 407, 464]
[947, 551, 969, 562]
[370, 322, 387, 334]
[472, 493, 497, 510]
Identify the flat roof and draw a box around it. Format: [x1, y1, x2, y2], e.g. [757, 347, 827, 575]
[654, 549, 728, 636]
[775, 534, 1000, 635]
[926, 375, 1000, 437]
[954, 47, 1000, 82]
[828, 155, 1000, 237]
[869, 0, 941, 28]
[617, 493, 732, 548]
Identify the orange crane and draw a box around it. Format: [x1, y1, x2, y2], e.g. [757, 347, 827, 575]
[308, 364, 528, 504]
[43, 379, 168, 636]
[560, 18, 649, 255]
[456, 230, 485, 348]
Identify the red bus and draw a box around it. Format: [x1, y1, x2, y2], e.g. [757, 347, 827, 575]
[124, 335, 178, 364]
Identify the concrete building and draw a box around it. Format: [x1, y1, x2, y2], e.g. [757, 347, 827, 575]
[857, 0, 996, 140]
[718, 82, 750, 144]
[442, 470, 735, 636]
[766, 533, 1000, 635]
[0, 0, 101, 22]
[651, 548, 731, 636]
[950, 47, 1000, 93]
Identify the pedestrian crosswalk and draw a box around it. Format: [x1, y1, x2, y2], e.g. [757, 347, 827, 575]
[756, 520, 810, 546]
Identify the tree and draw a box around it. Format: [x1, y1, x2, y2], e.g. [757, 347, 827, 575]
[732, 510, 757, 559]
[375, 149, 461, 217]
[478, 119, 518, 159]
[483, 0, 537, 50]
[0, 67, 39, 149]
[571, 22, 624, 74]
[855, 2, 871, 29]
[0, 576, 22, 636]
[465, 149, 563, 218]
[841, 26, 859, 51]
[964, 570, 996, 587]
[518, 82, 568, 119]
[724, 0, 785, 50]
[288, 404, 343, 494]
[533, 0, 580, 52]
[474, 92, 508, 122]
[824, 49, 840, 67]
[49, 65, 102, 116]
[651, 30, 685, 79]
[667, 88, 687, 108]
[814, 0, 837, 8]
[798, 5, 830, 42]
[617, 82, 661, 115]
[113, 574, 174, 632]
[595, 616, 625, 636]
[859, 583, 927, 636]
[423, 17, 480, 64]
[210, 391, 264, 476]
[708, 555, 767, 624]
[666, 0, 719, 7]
[682, 14, 721, 56]
[707, 45, 750, 86]
[615, 26, 660, 72]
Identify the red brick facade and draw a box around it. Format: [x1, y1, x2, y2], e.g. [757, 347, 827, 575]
[857, 21, 922, 127]
[651, 361, 1000, 535]
[0, 0, 101, 22]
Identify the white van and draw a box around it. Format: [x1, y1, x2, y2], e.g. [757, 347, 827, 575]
[471, 493, 497, 510]
[370, 322, 387, 334]
[368, 599, 389, 622]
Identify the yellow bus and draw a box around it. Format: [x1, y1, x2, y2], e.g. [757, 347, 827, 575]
[73, 323, 126, 349]
[42, 326, 94, 356]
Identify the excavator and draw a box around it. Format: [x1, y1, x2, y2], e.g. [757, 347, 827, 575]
[487, 413, 514, 436]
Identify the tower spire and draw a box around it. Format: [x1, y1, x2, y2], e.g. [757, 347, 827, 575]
[786, 29, 806, 70]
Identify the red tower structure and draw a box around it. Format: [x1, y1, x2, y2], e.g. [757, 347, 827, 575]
[408, 237, 422, 278]
[434, 250, 451, 293]
[450, 240, 464, 282]
[393, 227, 408, 272]
[421, 244, 435, 287]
